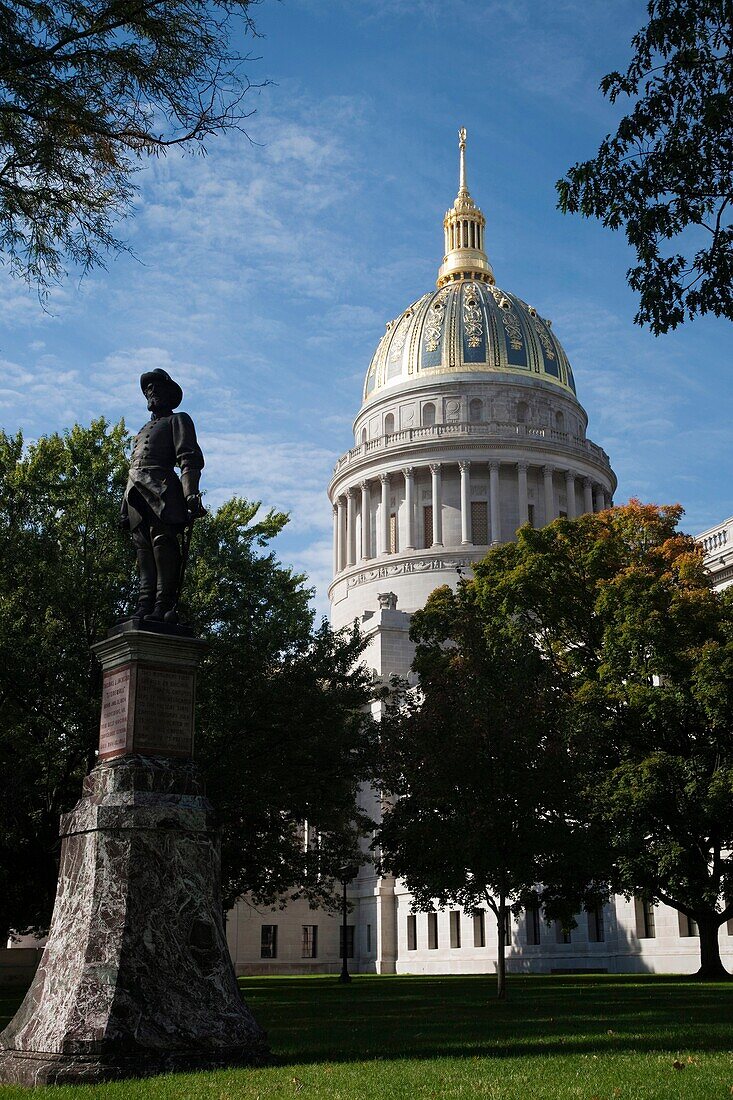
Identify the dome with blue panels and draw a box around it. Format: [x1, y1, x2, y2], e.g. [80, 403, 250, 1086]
[363, 127, 577, 405]
[363, 281, 576, 403]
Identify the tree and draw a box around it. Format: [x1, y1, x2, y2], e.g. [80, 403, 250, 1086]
[0, 419, 375, 942]
[557, 0, 733, 334]
[376, 582, 577, 999]
[472, 502, 733, 978]
[0, 0, 264, 290]
[0, 419, 132, 940]
[184, 498, 376, 913]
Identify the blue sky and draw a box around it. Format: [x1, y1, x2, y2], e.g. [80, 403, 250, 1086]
[2, 0, 730, 617]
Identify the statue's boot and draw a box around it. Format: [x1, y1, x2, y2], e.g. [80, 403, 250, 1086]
[133, 546, 156, 618]
[145, 534, 181, 622]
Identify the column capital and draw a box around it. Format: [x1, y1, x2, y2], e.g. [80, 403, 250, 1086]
[565, 469, 575, 481]
[401, 466, 414, 479]
[333, 503, 338, 515]
[379, 472, 391, 485]
[429, 462, 441, 475]
[489, 461, 500, 473]
[517, 461, 528, 473]
[359, 479, 369, 492]
[346, 486, 357, 499]
[458, 460, 470, 473]
[543, 464, 554, 477]
[583, 476, 593, 488]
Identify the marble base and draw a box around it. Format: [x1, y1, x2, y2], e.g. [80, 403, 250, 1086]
[0, 756, 268, 1086]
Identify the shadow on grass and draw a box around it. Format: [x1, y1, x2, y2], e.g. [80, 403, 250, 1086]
[1, 974, 732, 1074]
[237, 974, 733, 1067]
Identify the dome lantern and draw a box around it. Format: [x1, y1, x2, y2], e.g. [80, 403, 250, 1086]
[437, 127, 494, 287]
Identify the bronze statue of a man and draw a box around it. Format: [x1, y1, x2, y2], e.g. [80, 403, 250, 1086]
[121, 368, 205, 623]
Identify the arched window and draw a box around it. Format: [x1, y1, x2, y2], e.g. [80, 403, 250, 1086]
[422, 403, 436, 428]
[385, 413, 395, 436]
[469, 398, 483, 423]
[361, 427, 367, 445]
[555, 411, 565, 432]
[517, 401, 528, 424]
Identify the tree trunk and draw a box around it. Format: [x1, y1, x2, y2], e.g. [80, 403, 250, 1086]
[496, 895, 507, 1001]
[695, 914, 731, 980]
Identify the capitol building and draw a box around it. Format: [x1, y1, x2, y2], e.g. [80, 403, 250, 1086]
[226, 132, 733, 978]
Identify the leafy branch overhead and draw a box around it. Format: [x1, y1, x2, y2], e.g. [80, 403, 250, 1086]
[0, 0, 266, 289]
[557, 0, 732, 334]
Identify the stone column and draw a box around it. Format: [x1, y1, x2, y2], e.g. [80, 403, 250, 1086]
[543, 465, 555, 524]
[517, 462, 529, 526]
[332, 505, 338, 576]
[594, 485, 605, 513]
[346, 488, 357, 567]
[360, 481, 371, 561]
[380, 473, 391, 554]
[403, 467, 415, 550]
[337, 496, 347, 572]
[459, 461, 472, 545]
[564, 471, 576, 520]
[583, 477, 594, 516]
[489, 461, 501, 544]
[430, 463, 443, 547]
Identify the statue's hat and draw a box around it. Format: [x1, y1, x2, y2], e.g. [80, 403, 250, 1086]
[140, 368, 183, 409]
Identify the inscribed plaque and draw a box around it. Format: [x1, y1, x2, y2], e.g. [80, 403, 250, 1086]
[133, 665, 195, 756]
[99, 666, 131, 758]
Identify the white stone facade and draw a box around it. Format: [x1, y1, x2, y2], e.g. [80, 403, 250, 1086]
[226, 131, 730, 979]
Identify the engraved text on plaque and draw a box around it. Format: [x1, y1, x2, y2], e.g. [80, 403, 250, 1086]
[134, 666, 195, 757]
[99, 666, 131, 758]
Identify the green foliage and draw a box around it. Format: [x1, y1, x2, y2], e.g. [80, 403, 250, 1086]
[0, 418, 132, 938]
[472, 501, 733, 977]
[0, 0, 264, 289]
[557, 0, 733, 333]
[0, 420, 375, 939]
[184, 498, 376, 912]
[376, 579, 580, 996]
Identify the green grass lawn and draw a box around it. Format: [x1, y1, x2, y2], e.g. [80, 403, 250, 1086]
[1, 973, 732, 1098]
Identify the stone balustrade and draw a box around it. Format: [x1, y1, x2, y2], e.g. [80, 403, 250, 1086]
[332, 420, 612, 478]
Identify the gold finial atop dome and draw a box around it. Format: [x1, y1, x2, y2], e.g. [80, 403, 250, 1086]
[437, 127, 494, 287]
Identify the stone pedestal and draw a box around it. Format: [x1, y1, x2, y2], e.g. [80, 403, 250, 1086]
[0, 631, 268, 1085]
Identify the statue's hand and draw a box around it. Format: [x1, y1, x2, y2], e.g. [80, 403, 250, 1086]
[186, 493, 206, 520]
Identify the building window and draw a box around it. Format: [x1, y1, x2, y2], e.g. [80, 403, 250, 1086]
[469, 398, 483, 423]
[473, 910, 486, 947]
[407, 914, 417, 951]
[385, 413, 395, 436]
[423, 505, 433, 549]
[527, 503, 535, 527]
[555, 411, 565, 432]
[450, 911, 461, 948]
[526, 895, 541, 946]
[301, 925, 318, 958]
[361, 428, 367, 445]
[559, 509, 568, 518]
[679, 913, 699, 938]
[366, 923, 372, 953]
[390, 512, 398, 553]
[635, 896, 656, 939]
[504, 912, 512, 947]
[471, 501, 488, 545]
[422, 402, 436, 427]
[517, 401, 528, 424]
[555, 922, 571, 945]
[588, 904, 605, 943]
[261, 924, 277, 959]
[340, 924, 355, 959]
[427, 912, 438, 950]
